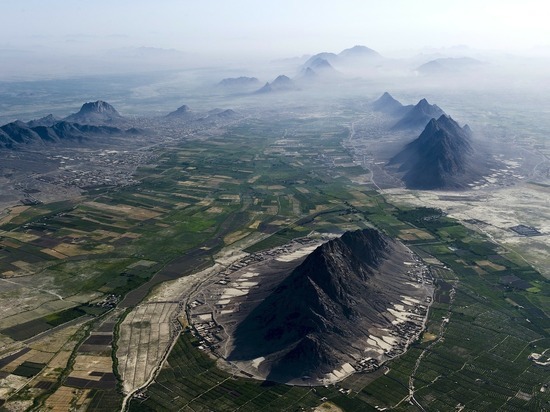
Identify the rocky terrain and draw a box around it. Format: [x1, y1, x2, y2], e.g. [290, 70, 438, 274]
[64, 100, 125, 125]
[388, 114, 481, 189]
[226, 229, 433, 384]
[0, 119, 133, 149]
[391, 98, 445, 131]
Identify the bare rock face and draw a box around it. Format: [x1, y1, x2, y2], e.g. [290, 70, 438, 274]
[388, 114, 481, 189]
[64, 100, 124, 125]
[227, 228, 429, 383]
[0, 119, 127, 149]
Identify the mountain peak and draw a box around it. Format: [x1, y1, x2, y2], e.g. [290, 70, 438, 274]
[78, 100, 120, 115]
[372, 92, 409, 115]
[64, 100, 123, 124]
[165, 104, 195, 119]
[392, 98, 445, 131]
[255, 75, 296, 93]
[228, 228, 426, 383]
[389, 114, 475, 189]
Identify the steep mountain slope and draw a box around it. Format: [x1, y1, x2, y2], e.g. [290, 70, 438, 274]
[228, 228, 426, 383]
[165, 104, 196, 119]
[64, 100, 123, 124]
[392, 98, 445, 131]
[372, 92, 412, 116]
[0, 119, 131, 149]
[388, 114, 478, 189]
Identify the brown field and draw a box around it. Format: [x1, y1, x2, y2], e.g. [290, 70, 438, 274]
[70, 355, 112, 381]
[0, 206, 30, 226]
[0, 231, 40, 242]
[44, 386, 91, 411]
[248, 220, 261, 229]
[422, 332, 438, 343]
[82, 201, 161, 220]
[476, 260, 507, 271]
[1, 239, 22, 249]
[472, 266, 488, 275]
[40, 248, 67, 259]
[224, 230, 251, 245]
[117, 302, 178, 394]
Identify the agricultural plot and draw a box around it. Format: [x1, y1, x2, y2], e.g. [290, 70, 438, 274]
[117, 302, 178, 394]
[0, 109, 548, 412]
[131, 115, 548, 410]
[128, 331, 324, 412]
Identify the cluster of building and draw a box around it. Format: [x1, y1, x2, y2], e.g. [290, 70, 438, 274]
[95, 294, 120, 308]
[355, 357, 380, 372]
[41, 150, 155, 189]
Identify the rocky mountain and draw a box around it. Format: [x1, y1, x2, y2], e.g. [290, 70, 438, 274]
[388, 114, 476, 189]
[64, 100, 123, 125]
[372, 92, 412, 116]
[27, 114, 60, 128]
[165, 104, 196, 119]
[228, 228, 422, 383]
[0, 119, 130, 149]
[255, 75, 296, 94]
[392, 98, 445, 131]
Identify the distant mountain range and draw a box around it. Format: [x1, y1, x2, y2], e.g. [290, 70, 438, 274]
[0, 120, 131, 149]
[0, 101, 139, 149]
[165, 105, 239, 122]
[255, 75, 297, 94]
[229, 228, 420, 383]
[416, 57, 483, 75]
[298, 57, 339, 80]
[304, 45, 382, 70]
[388, 114, 477, 189]
[218, 77, 261, 89]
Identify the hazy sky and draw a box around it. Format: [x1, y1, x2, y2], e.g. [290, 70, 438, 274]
[2, 0, 549, 59]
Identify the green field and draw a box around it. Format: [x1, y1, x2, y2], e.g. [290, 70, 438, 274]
[0, 114, 548, 411]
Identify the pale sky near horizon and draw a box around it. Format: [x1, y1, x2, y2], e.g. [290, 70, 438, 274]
[1, 0, 549, 58]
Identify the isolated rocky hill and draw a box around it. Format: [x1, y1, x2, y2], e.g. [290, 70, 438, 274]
[372, 92, 412, 116]
[64, 100, 124, 124]
[388, 114, 478, 189]
[228, 228, 421, 382]
[165, 104, 195, 119]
